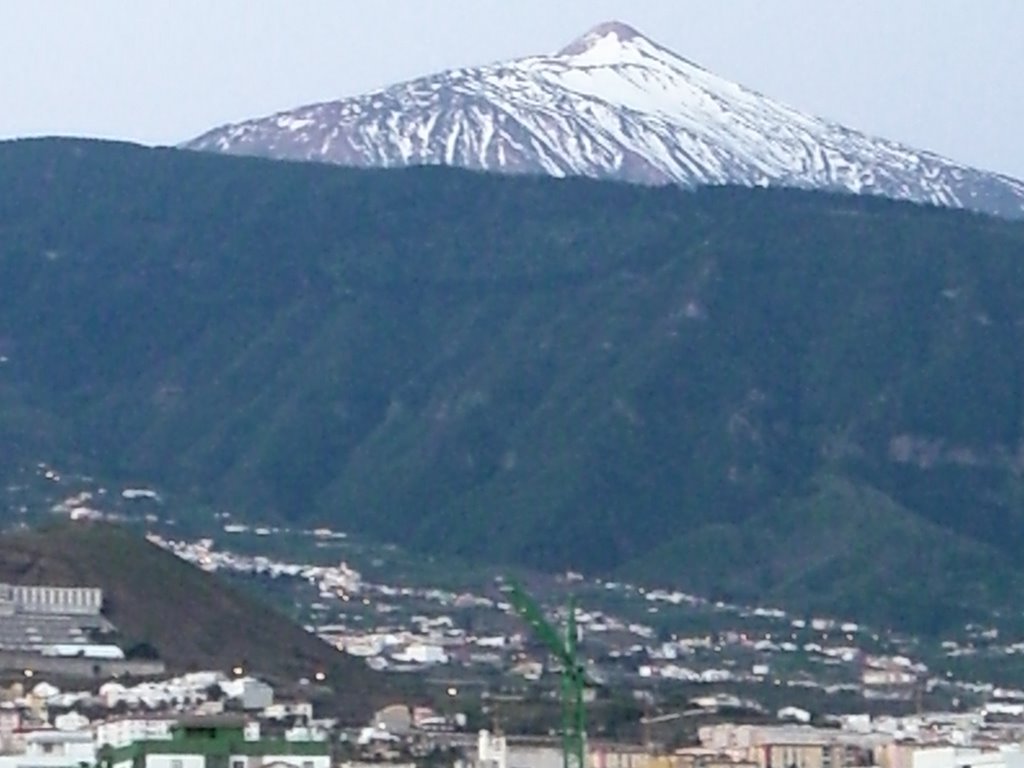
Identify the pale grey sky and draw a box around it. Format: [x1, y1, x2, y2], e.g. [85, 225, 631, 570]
[1, 0, 1022, 178]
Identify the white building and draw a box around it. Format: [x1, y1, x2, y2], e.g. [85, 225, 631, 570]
[52, 713, 89, 732]
[262, 703, 313, 722]
[41, 644, 124, 660]
[219, 678, 273, 712]
[0, 585, 103, 616]
[391, 643, 448, 665]
[95, 718, 176, 749]
[777, 707, 812, 724]
[476, 731, 564, 768]
[478, 730, 508, 768]
[0, 708, 21, 753]
[283, 727, 326, 743]
[913, 748, 1024, 768]
[29, 683, 60, 702]
[863, 668, 917, 686]
[0, 730, 96, 768]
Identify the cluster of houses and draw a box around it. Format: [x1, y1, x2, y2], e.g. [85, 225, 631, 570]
[0, 664, 481, 768]
[466, 712, 1024, 768]
[456, 711, 1024, 768]
[0, 669, 334, 768]
[146, 534, 363, 597]
[5, 662, 1024, 768]
[0, 714, 331, 768]
[680, 717, 1024, 768]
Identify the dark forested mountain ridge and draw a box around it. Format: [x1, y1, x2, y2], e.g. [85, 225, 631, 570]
[3, 137, 1024, 631]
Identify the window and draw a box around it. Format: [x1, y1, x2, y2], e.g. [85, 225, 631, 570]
[233, 760, 245, 768]
[171, 759, 183, 768]
[303, 761, 314, 768]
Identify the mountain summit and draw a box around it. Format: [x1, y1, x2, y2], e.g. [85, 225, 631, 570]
[184, 22, 1024, 218]
[558, 20, 647, 54]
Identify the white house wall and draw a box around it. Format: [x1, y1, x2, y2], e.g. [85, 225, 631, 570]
[144, 754, 206, 768]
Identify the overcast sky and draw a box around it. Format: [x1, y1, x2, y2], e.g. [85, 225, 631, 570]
[1, 0, 1021, 178]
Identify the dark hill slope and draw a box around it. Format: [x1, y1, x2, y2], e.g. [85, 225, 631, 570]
[0, 524, 389, 720]
[3, 139, 1024, 630]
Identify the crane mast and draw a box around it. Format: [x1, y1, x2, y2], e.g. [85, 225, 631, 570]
[506, 581, 587, 768]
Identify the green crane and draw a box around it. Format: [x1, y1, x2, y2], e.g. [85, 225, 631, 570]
[506, 580, 587, 768]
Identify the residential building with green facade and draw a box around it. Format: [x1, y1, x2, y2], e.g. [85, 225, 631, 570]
[98, 716, 329, 768]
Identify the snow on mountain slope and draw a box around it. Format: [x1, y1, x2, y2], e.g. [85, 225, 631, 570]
[184, 21, 1024, 218]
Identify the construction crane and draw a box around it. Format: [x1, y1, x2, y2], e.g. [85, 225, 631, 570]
[505, 580, 587, 768]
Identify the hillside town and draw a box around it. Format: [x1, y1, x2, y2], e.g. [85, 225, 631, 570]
[6, 480, 1024, 768]
[145, 531, 1024, 713]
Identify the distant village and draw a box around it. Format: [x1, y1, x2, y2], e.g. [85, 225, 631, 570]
[147, 531, 1020, 708]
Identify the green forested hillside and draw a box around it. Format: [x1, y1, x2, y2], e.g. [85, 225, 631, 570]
[3, 138, 1024, 631]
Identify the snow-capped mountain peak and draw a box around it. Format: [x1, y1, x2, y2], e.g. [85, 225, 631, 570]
[183, 22, 1024, 219]
[558, 20, 648, 55]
